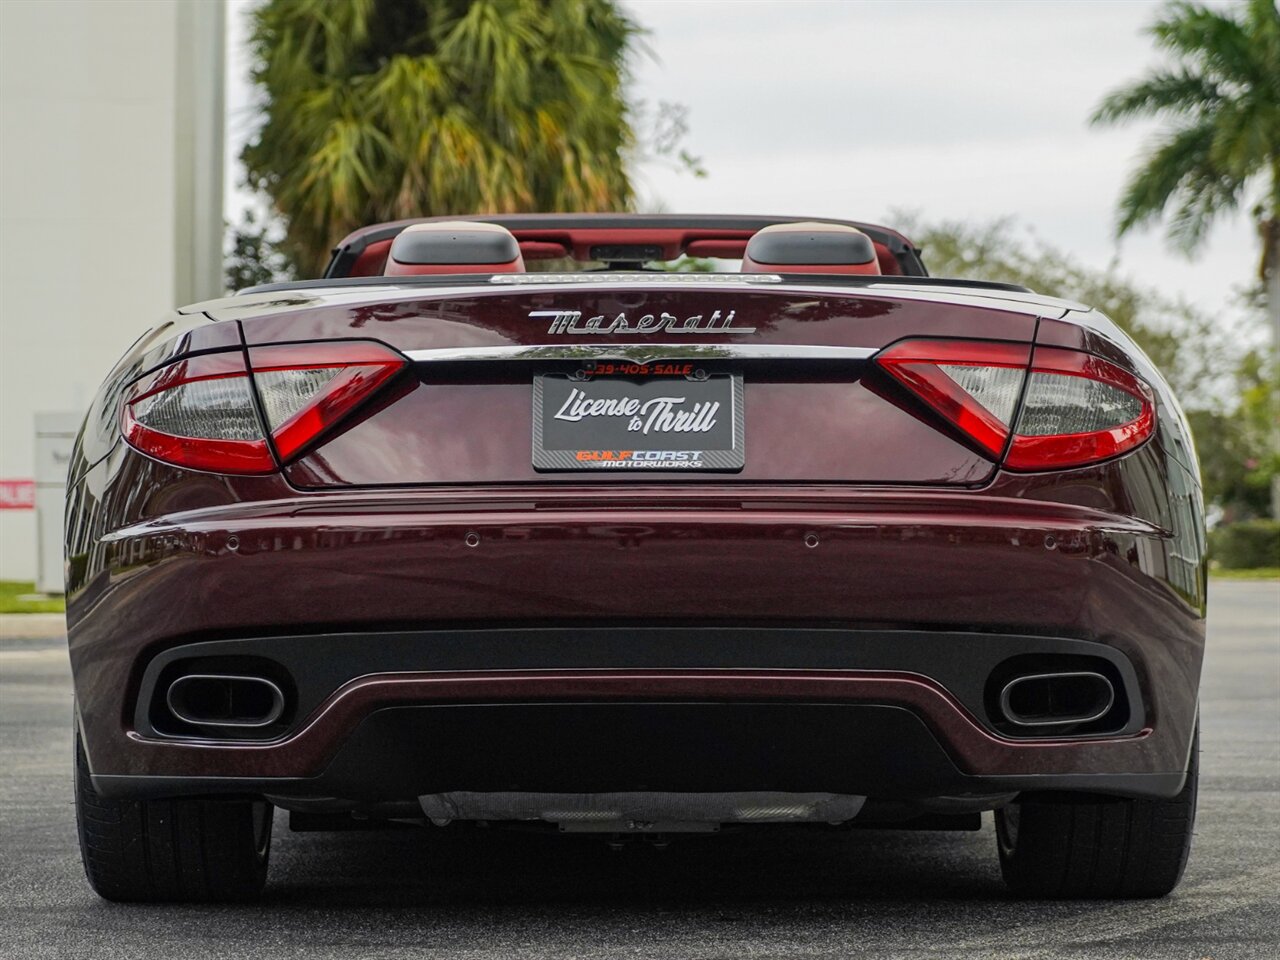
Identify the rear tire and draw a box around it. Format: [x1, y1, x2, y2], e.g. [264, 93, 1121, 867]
[996, 727, 1198, 899]
[74, 728, 272, 902]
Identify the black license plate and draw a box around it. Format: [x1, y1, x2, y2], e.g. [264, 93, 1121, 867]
[533, 373, 743, 471]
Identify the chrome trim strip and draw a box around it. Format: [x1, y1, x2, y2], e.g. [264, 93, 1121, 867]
[865, 282, 1081, 315]
[404, 344, 878, 364]
[490, 272, 783, 285]
[998, 671, 1115, 728]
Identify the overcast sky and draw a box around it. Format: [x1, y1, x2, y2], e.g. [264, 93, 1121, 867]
[225, 0, 1260, 320]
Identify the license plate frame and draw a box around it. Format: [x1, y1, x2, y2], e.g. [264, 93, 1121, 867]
[532, 372, 744, 471]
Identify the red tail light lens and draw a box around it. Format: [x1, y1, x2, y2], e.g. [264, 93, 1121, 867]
[875, 340, 1031, 457]
[875, 339, 1155, 471]
[122, 341, 407, 474]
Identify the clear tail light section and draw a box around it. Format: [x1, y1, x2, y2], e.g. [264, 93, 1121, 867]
[875, 339, 1155, 471]
[247, 342, 406, 461]
[122, 341, 406, 474]
[122, 351, 275, 473]
[1005, 347, 1155, 470]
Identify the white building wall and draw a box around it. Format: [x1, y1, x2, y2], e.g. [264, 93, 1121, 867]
[0, 0, 224, 582]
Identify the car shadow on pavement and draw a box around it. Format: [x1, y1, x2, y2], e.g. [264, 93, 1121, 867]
[261, 816, 1010, 909]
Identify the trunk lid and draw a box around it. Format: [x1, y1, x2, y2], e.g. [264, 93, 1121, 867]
[224, 280, 1063, 487]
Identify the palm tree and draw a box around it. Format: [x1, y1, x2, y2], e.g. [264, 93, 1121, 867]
[242, 0, 642, 277]
[1090, 0, 1280, 327]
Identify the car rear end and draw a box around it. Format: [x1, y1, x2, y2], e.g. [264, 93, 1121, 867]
[66, 271, 1206, 901]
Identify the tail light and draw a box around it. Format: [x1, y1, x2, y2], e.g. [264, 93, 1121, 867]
[1005, 347, 1155, 470]
[247, 343, 407, 460]
[876, 339, 1155, 471]
[122, 341, 406, 474]
[122, 352, 275, 473]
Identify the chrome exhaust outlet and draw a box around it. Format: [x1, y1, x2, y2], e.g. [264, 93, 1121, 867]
[998, 671, 1114, 728]
[166, 674, 285, 729]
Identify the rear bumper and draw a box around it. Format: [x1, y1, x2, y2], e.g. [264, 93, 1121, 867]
[93, 698, 1187, 803]
[69, 491, 1205, 801]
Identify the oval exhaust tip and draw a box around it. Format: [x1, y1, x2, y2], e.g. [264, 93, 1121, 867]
[998, 671, 1114, 728]
[166, 674, 285, 729]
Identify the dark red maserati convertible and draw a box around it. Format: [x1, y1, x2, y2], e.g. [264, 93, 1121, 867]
[65, 214, 1205, 902]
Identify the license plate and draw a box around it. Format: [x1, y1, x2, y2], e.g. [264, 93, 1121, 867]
[533, 373, 743, 471]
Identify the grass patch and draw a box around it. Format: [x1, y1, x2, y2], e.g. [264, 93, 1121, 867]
[1209, 568, 1280, 581]
[0, 581, 65, 614]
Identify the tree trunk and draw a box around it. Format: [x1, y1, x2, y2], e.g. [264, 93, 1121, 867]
[1266, 218, 1279, 355]
[1265, 218, 1280, 520]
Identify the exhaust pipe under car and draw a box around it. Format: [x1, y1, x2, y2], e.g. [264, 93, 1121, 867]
[166, 674, 285, 729]
[998, 671, 1115, 728]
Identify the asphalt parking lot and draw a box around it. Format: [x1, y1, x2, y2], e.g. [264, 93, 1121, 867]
[2, 580, 1276, 959]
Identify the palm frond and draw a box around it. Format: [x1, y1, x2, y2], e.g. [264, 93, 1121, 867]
[1116, 120, 1249, 251]
[1163, 166, 1246, 252]
[1115, 121, 1216, 237]
[1207, 99, 1276, 184]
[1149, 1, 1262, 88]
[242, 0, 643, 274]
[1093, 0, 1280, 257]
[1090, 71, 1221, 126]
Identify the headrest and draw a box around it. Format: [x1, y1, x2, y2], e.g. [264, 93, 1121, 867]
[741, 222, 880, 275]
[385, 221, 525, 275]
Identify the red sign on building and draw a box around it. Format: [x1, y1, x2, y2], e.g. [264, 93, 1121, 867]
[0, 479, 35, 510]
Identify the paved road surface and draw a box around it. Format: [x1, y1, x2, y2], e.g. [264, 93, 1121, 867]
[2, 581, 1277, 959]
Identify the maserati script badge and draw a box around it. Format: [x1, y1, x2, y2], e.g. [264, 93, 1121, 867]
[531, 309, 756, 335]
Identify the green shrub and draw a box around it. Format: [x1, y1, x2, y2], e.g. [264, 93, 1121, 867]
[0, 581, 65, 614]
[1210, 520, 1280, 570]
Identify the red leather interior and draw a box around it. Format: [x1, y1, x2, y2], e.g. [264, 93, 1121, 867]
[685, 239, 749, 258]
[344, 224, 903, 277]
[349, 239, 393, 277]
[518, 240, 572, 260]
[874, 242, 902, 275]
